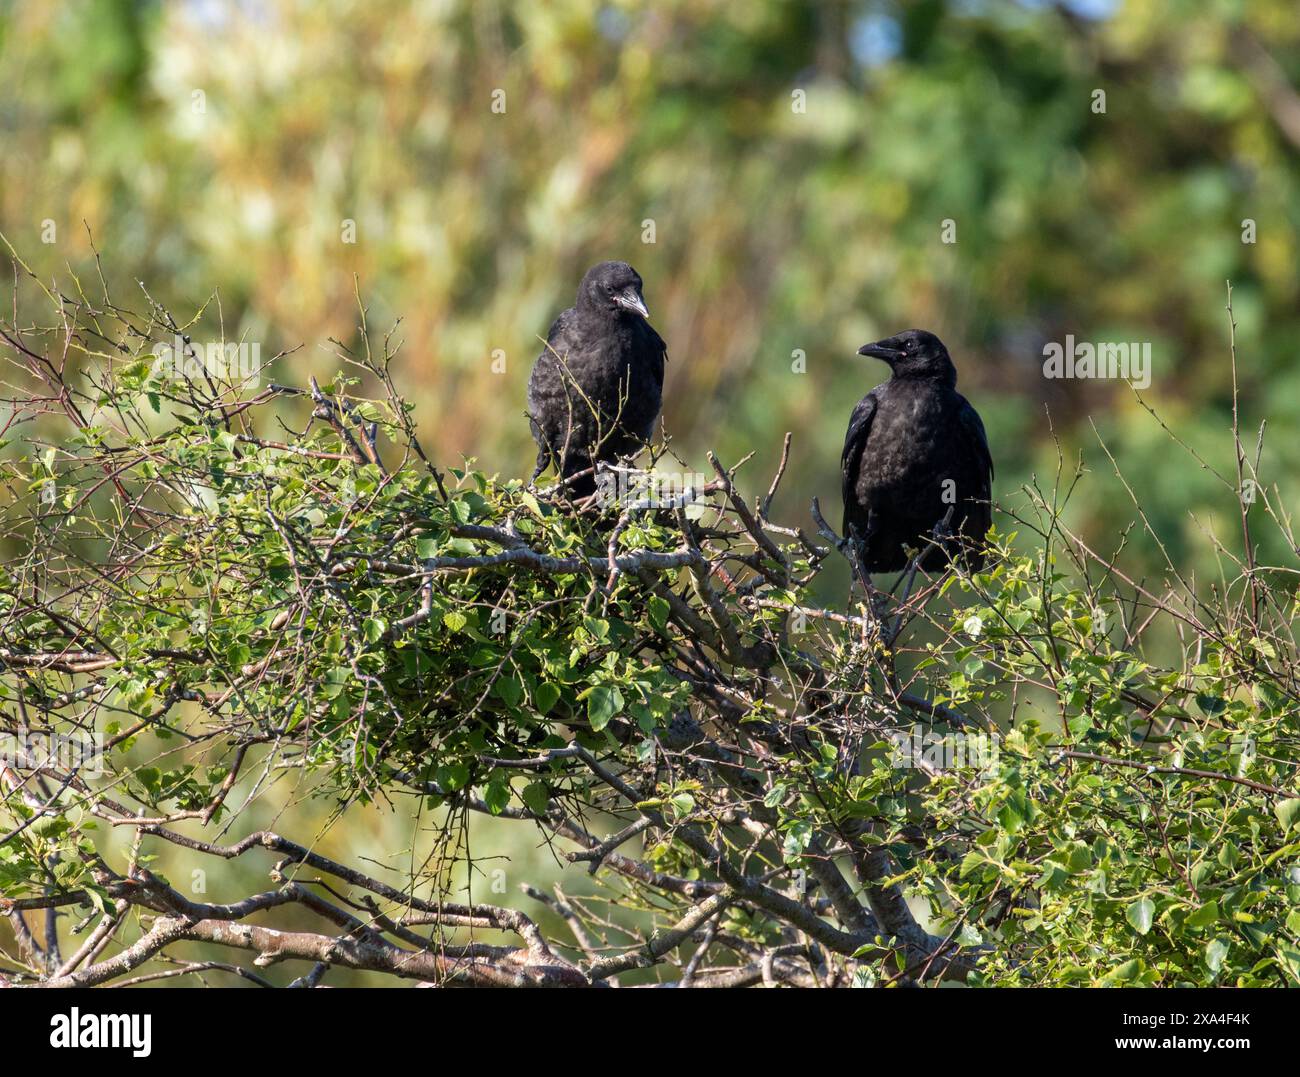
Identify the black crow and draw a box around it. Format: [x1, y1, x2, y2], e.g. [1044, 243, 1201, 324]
[841, 329, 993, 573]
[527, 261, 666, 496]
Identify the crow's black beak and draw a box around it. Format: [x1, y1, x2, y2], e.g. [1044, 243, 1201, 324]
[613, 287, 649, 319]
[857, 340, 902, 363]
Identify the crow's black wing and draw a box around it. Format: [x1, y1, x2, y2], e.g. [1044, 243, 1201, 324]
[840, 391, 878, 533]
[527, 307, 584, 465]
[643, 322, 667, 392]
[542, 307, 579, 359]
[956, 396, 994, 494]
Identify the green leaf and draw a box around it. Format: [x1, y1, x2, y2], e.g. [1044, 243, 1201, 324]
[494, 676, 522, 707]
[585, 686, 624, 731]
[1126, 897, 1155, 935]
[443, 610, 468, 632]
[521, 782, 550, 816]
[669, 792, 695, 818]
[647, 596, 670, 631]
[1204, 938, 1229, 975]
[1186, 901, 1221, 929]
[1278, 945, 1300, 983]
[483, 778, 510, 815]
[437, 763, 470, 791]
[226, 642, 251, 668]
[1276, 798, 1300, 833]
[534, 682, 561, 715]
[1103, 958, 1143, 984]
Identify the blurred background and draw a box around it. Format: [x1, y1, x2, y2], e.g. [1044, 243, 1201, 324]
[3, 0, 1299, 572]
[2, 0, 1299, 982]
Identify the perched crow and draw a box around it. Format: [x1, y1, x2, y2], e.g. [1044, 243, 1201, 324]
[527, 261, 666, 496]
[841, 330, 993, 573]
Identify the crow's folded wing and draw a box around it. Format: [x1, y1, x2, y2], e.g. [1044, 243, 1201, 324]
[541, 307, 579, 360]
[956, 396, 994, 495]
[645, 322, 667, 392]
[840, 392, 878, 533]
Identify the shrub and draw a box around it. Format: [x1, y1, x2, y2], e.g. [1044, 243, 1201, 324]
[1, 272, 1298, 987]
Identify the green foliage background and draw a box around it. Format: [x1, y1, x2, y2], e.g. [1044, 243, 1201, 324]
[2, 0, 1298, 574]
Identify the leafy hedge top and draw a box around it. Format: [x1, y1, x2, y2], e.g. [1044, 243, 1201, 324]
[2, 277, 1300, 987]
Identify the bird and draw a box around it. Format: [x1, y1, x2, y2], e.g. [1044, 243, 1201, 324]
[527, 261, 666, 497]
[841, 329, 993, 574]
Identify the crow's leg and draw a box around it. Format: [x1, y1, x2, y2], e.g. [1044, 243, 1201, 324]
[932, 503, 956, 553]
[527, 414, 553, 490]
[846, 518, 888, 650]
[845, 523, 867, 595]
[860, 512, 892, 622]
[886, 506, 957, 645]
[886, 559, 921, 646]
[528, 449, 549, 489]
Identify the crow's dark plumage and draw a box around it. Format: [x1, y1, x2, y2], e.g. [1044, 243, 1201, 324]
[527, 261, 666, 495]
[841, 330, 993, 573]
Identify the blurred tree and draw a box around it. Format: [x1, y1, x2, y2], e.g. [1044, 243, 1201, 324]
[1, 0, 1297, 576]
